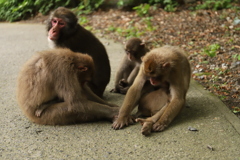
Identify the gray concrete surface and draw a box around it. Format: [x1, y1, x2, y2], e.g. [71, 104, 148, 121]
[0, 23, 239, 160]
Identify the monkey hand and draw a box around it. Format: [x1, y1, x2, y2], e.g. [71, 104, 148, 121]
[152, 120, 169, 132]
[112, 116, 135, 130]
[136, 118, 153, 136]
[119, 79, 129, 87]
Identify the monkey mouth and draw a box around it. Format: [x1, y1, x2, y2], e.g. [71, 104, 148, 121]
[48, 30, 59, 40]
[149, 77, 161, 86]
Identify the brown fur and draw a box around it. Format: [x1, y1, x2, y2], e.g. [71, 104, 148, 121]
[111, 38, 149, 94]
[112, 46, 191, 135]
[17, 48, 118, 125]
[47, 7, 110, 97]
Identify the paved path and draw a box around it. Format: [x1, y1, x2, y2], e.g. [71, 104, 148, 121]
[0, 23, 239, 159]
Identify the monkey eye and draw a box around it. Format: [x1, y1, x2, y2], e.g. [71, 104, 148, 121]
[59, 21, 65, 26]
[52, 19, 57, 24]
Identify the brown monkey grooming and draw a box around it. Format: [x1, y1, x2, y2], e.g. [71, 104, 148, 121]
[111, 37, 149, 94]
[17, 48, 118, 125]
[112, 46, 191, 135]
[47, 7, 110, 97]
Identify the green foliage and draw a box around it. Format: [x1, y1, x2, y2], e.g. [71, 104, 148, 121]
[196, 0, 234, 10]
[0, 0, 104, 22]
[116, 26, 143, 38]
[0, 0, 34, 21]
[118, 0, 179, 12]
[79, 16, 89, 25]
[143, 17, 156, 31]
[232, 107, 240, 114]
[75, 0, 104, 15]
[232, 54, 240, 61]
[163, 0, 178, 12]
[0, 0, 73, 22]
[34, 0, 71, 15]
[133, 4, 150, 16]
[202, 44, 220, 58]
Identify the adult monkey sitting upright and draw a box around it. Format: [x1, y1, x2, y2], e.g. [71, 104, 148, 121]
[47, 7, 110, 97]
[112, 46, 191, 134]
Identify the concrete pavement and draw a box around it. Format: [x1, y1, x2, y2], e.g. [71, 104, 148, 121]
[0, 23, 239, 160]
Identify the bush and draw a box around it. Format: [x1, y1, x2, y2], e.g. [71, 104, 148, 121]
[196, 0, 235, 10]
[0, 0, 104, 22]
[0, 0, 238, 22]
[0, 0, 73, 22]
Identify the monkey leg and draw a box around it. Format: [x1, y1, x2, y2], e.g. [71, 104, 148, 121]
[83, 84, 119, 108]
[35, 98, 62, 117]
[136, 103, 167, 135]
[87, 81, 104, 98]
[152, 98, 185, 132]
[30, 101, 119, 125]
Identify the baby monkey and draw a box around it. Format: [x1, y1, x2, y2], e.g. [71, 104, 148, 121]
[111, 37, 149, 94]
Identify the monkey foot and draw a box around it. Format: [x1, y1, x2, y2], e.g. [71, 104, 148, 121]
[141, 121, 153, 136]
[35, 110, 42, 117]
[152, 122, 167, 132]
[136, 118, 153, 136]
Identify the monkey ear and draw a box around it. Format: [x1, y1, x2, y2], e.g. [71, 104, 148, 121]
[78, 66, 88, 72]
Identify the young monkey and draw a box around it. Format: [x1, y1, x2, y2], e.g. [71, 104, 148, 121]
[111, 37, 149, 94]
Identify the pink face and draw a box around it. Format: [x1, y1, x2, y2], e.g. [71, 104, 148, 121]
[126, 52, 136, 61]
[48, 18, 65, 40]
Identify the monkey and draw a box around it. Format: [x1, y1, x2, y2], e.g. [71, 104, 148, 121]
[47, 7, 110, 97]
[134, 82, 171, 135]
[112, 46, 191, 134]
[17, 48, 119, 125]
[111, 37, 149, 94]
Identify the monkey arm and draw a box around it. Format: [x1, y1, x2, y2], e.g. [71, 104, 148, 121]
[115, 56, 131, 85]
[112, 66, 146, 129]
[111, 56, 134, 93]
[118, 63, 140, 94]
[135, 98, 168, 135]
[83, 84, 119, 107]
[127, 63, 140, 85]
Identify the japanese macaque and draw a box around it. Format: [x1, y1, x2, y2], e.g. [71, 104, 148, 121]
[47, 7, 110, 97]
[111, 37, 149, 94]
[17, 48, 118, 125]
[112, 46, 191, 135]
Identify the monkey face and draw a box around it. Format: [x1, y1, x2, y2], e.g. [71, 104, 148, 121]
[125, 50, 136, 61]
[143, 58, 170, 87]
[48, 18, 66, 40]
[47, 7, 78, 41]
